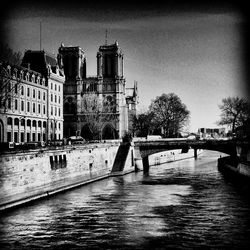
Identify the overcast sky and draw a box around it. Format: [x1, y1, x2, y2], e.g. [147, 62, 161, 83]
[1, 1, 248, 132]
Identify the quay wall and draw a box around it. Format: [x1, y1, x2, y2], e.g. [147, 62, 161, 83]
[218, 156, 250, 178]
[0, 142, 135, 211]
[148, 149, 203, 166]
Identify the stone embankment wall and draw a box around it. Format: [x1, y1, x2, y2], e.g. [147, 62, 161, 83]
[218, 156, 250, 178]
[0, 142, 135, 211]
[148, 149, 201, 166]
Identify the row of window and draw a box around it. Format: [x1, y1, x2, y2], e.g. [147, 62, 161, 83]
[13, 84, 61, 104]
[7, 131, 47, 143]
[13, 84, 47, 101]
[51, 93, 61, 103]
[50, 82, 61, 92]
[7, 67, 46, 86]
[9, 99, 47, 115]
[51, 106, 61, 116]
[9, 99, 61, 117]
[7, 131, 62, 143]
[7, 118, 62, 130]
[82, 83, 98, 92]
[7, 118, 47, 128]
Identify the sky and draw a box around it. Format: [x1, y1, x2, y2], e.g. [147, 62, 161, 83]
[1, 1, 249, 132]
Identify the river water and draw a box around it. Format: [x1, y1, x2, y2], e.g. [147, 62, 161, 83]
[1, 151, 250, 249]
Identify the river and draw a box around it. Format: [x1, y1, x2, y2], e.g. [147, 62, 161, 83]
[0, 151, 250, 249]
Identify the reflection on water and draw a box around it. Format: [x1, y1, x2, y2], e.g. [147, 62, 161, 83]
[0, 151, 250, 249]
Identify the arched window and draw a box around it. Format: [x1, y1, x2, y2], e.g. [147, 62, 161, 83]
[7, 117, 12, 125]
[43, 121, 46, 128]
[32, 120, 37, 127]
[14, 118, 19, 126]
[38, 121, 42, 127]
[21, 86, 24, 95]
[21, 119, 25, 126]
[27, 119, 31, 127]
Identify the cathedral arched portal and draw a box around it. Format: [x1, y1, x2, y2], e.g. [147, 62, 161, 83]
[102, 124, 117, 140]
[81, 124, 94, 140]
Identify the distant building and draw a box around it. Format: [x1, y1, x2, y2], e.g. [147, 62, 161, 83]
[59, 41, 138, 139]
[198, 127, 226, 139]
[0, 51, 64, 143]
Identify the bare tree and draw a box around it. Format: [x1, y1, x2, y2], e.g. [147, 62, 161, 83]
[0, 63, 22, 111]
[80, 94, 117, 139]
[218, 96, 250, 133]
[0, 43, 22, 65]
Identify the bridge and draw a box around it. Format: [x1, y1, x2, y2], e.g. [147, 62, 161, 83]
[133, 139, 249, 173]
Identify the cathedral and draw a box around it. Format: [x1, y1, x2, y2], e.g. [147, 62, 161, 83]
[0, 40, 137, 143]
[58, 41, 138, 140]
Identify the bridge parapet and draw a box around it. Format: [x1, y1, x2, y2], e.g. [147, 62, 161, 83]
[134, 139, 239, 158]
[134, 139, 249, 172]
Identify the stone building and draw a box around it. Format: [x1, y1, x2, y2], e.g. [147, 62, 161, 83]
[59, 41, 138, 140]
[0, 41, 138, 143]
[198, 127, 226, 139]
[0, 51, 64, 143]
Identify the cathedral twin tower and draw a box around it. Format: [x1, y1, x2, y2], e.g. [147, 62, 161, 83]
[58, 41, 137, 140]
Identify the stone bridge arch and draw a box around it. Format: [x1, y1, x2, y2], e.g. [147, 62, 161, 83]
[134, 139, 238, 173]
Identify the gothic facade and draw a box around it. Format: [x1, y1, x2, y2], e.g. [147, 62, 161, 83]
[59, 41, 138, 140]
[0, 41, 138, 143]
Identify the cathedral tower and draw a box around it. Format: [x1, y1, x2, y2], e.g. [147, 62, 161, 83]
[58, 44, 87, 137]
[97, 41, 123, 78]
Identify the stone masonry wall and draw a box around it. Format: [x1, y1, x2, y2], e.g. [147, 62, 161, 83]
[0, 142, 132, 208]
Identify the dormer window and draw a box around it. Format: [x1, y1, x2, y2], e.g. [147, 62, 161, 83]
[31, 74, 35, 82]
[37, 76, 40, 84]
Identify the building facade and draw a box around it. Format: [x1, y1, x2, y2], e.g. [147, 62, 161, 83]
[198, 127, 226, 139]
[0, 41, 138, 143]
[0, 51, 64, 143]
[59, 41, 138, 140]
